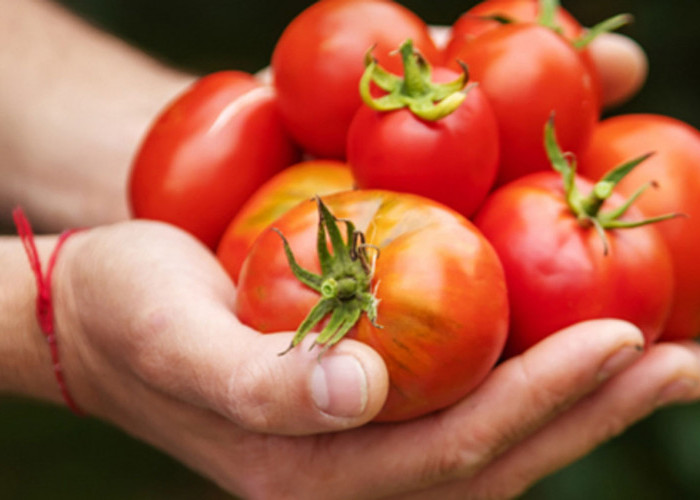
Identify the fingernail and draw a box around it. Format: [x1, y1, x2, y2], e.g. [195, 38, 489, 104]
[597, 344, 643, 382]
[656, 378, 699, 407]
[311, 355, 368, 418]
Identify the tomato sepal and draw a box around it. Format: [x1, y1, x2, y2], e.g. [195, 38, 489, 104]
[544, 116, 681, 254]
[277, 197, 381, 357]
[360, 39, 470, 121]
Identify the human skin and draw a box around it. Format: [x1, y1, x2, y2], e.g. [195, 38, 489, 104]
[2, 221, 700, 499]
[0, 1, 686, 498]
[0, 0, 194, 230]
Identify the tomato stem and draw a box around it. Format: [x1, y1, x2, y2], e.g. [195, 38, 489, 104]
[359, 39, 470, 121]
[574, 14, 634, 49]
[276, 197, 380, 357]
[537, 0, 561, 33]
[543, 117, 681, 255]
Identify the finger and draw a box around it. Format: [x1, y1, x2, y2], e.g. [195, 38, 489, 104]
[428, 24, 451, 50]
[297, 320, 645, 498]
[426, 341, 700, 499]
[125, 288, 390, 435]
[587, 32, 648, 108]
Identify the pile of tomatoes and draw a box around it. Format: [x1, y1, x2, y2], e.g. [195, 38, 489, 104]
[128, 0, 700, 422]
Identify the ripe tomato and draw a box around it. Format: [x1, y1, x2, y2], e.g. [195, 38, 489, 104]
[578, 114, 700, 340]
[236, 190, 509, 422]
[347, 40, 499, 218]
[271, 0, 439, 159]
[474, 123, 674, 357]
[129, 71, 300, 249]
[216, 160, 355, 284]
[445, 0, 584, 50]
[445, 23, 599, 186]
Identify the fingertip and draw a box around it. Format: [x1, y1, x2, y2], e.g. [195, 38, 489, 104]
[558, 318, 645, 345]
[317, 339, 389, 421]
[588, 32, 648, 108]
[223, 333, 389, 435]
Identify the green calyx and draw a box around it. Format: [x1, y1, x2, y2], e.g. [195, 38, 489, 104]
[572, 13, 633, 49]
[544, 116, 680, 255]
[485, 0, 632, 49]
[359, 39, 471, 121]
[276, 197, 381, 357]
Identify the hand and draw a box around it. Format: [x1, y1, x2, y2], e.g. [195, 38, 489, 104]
[50, 221, 700, 499]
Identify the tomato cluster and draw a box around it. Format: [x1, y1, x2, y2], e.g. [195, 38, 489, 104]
[128, 0, 700, 421]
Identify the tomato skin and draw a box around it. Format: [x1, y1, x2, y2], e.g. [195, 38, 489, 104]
[474, 171, 674, 357]
[347, 69, 500, 218]
[446, 23, 599, 186]
[578, 114, 700, 340]
[216, 160, 355, 284]
[271, 0, 439, 159]
[129, 71, 300, 249]
[446, 0, 584, 49]
[443, 0, 601, 105]
[236, 190, 509, 422]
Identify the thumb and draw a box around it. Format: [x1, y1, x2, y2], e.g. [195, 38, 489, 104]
[130, 300, 390, 435]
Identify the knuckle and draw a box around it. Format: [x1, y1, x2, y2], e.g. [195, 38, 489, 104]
[513, 356, 573, 414]
[418, 417, 486, 485]
[226, 359, 281, 432]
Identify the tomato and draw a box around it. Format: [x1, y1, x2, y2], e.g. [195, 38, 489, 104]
[445, 0, 584, 50]
[129, 71, 300, 249]
[578, 114, 700, 340]
[236, 190, 509, 421]
[474, 122, 674, 357]
[445, 23, 599, 186]
[346, 40, 499, 218]
[271, 0, 439, 159]
[216, 160, 355, 284]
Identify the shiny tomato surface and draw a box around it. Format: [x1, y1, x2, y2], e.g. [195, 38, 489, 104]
[347, 67, 500, 218]
[129, 71, 299, 249]
[475, 171, 674, 357]
[272, 0, 439, 158]
[446, 23, 599, 186]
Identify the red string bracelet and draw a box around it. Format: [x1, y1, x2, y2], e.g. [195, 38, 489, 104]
[12, 207, 84, 416]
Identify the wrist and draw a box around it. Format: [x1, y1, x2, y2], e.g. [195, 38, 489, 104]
[0, 227, 86, 410]
[0, 234, 59, 400]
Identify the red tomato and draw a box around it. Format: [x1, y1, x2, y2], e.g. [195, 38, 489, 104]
[445, 23, 599, 186]
[347, 41, 500, 218]
[475, 166, 674, 358]
[216, 160, 355, 284]
[446, 0, 584, 49]
[236, 190, 509, 422]
[271, 0, 439, 159]
[578, 114, 700, 340]
[129, 71, 300, 249]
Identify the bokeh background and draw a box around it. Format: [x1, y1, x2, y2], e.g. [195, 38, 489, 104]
[2, 0, 699, 498]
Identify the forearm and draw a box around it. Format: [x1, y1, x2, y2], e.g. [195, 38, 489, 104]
[0, 0, 195, 231]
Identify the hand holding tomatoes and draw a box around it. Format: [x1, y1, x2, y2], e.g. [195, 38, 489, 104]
[49, 224, 700, 497]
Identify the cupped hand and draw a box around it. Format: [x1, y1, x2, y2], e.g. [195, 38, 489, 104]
[53, 221, 699, 499]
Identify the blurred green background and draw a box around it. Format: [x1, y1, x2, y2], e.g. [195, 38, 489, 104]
[2, 1, 699, 498]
